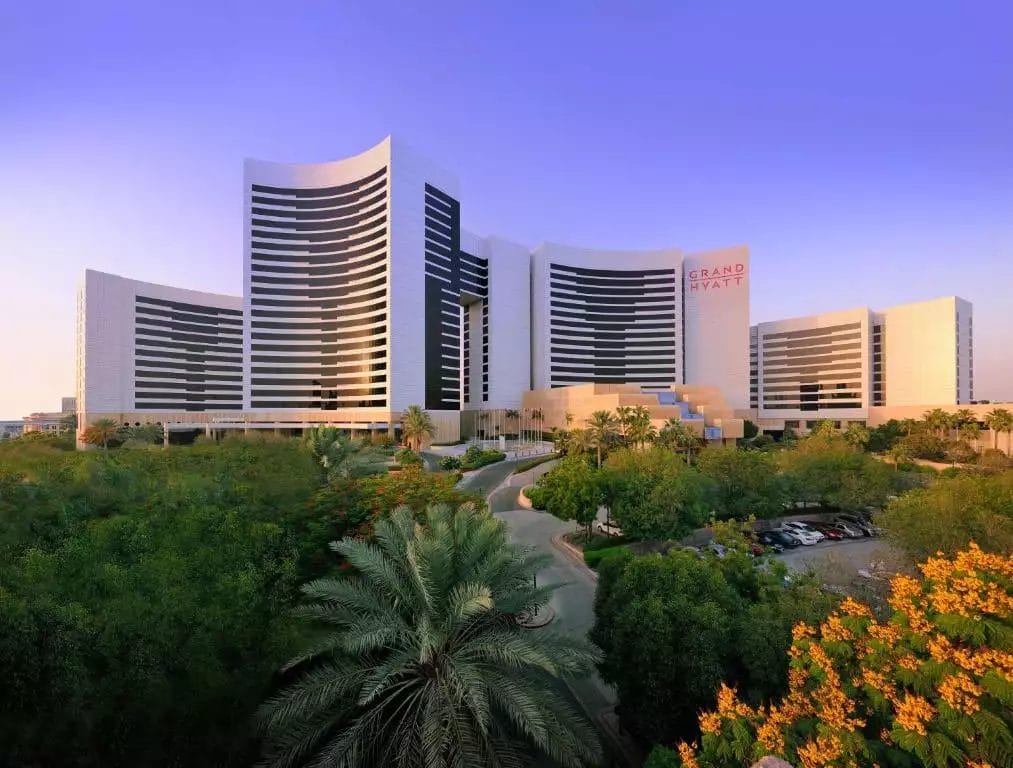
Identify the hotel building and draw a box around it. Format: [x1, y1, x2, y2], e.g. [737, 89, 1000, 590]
[74, 135, 980, 448]
[750, 296, 974, 431]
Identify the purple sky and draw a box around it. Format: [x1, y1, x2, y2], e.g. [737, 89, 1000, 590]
[2, 1, 1011, 418]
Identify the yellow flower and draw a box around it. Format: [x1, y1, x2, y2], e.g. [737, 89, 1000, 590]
[793, 622, 816, 641]
[897, 654, 920, 672]
[699, 711, 722, 735]
[677, 741, 700, 768]
[715, 683, 739, 718]
[938, 673, 983, 715]
[840, 596, 872, 618]
[822, 614, 853, 643]
[894, 693, 935, 736]
[797, 733, 843, 768]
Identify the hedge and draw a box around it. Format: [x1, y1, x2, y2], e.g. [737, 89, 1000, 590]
[583, 545, 630, 569]
[512, 453, 558, 474]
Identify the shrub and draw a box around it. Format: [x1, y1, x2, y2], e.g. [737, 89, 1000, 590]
[583, 545, 629, 569]
[438, 455, 462, 470]
[677, 545, 1012, 768]
[524, 485, 546, 509]
[460, 446, 505, 471]
[394, 447, 423, 467]
[512, 453, 558, 474]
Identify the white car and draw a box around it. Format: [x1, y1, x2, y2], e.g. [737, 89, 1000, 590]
[781, 521, 826, 542]
[595, 521, 624, 538]
[831, 521, 864, 539]
[777, 525, 823, 546]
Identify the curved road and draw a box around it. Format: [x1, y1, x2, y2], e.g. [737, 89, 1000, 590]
[478, 461, 636, 763]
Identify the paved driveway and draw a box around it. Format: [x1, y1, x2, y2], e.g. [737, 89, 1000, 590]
[488, 473, 619, 729]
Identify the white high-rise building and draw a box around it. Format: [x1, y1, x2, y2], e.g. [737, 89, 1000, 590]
[73, 135, 975, 447]
[750, 296, 974, 428]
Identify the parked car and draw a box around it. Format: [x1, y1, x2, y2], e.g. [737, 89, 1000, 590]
[781, 521, 826, 543]
[707, 542, 728, 559]
[837, 513, 876, 536]
[760, 530, 796, 550]
[755, 532, 785, 553]
[807, 522, 845, 540]
[595, 521, 624, 538]
[777, 525, 822, 546]
[831, 521, 865, 539]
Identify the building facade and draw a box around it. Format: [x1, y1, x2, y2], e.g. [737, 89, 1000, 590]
[74, 135, 978, 447]
[750, 296, 974, 430]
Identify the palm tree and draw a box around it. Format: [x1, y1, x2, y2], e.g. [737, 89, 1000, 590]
[959, 421, 982, 451]
[615, 405, 633, 444]
[985, 407, 1013, 456]
[658, 418, 701, 462]
[953, 408, 975, 427]
[400, 405, 436, 452]
[586, 410, 619, 468]
[923, 408, 953, 438]
[304, 426, 383, 483]
[842, 422, 871, 450]
[505, 408, 519, 437]
[566, 427, 592, 457]
[258, 506, 602, 768]
[82, 418, 120, 449]
[899, 418, 921, 436]
[625, 406, 657, 449]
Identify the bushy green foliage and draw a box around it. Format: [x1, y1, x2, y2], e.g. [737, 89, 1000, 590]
[592, 547, 835, 746]
[880, 470, 1013, 560]
[258, 505, 602, 768]
[779, 434, 893, 510]
[438, 454, 462, 470]
[460, 444, 506, 470]
[533, 455, 600, 535]
[583, 544, 629, 568]
[0, 440, 323, 766]
[697, 445, 786, 519]
[599, 447, 716, 540]
[394, 446, 424, 466]
[512, 452, 558, 473]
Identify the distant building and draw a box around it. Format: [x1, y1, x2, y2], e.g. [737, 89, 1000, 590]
[751, 296, 974, 431]
[0, 421, 24, 440]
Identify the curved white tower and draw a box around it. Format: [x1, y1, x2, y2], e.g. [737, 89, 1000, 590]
[531, 243, 684, 390]
[244, 139, 393, 411]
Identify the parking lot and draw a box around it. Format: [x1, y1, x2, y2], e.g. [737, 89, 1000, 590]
[775, 535, 898, 576]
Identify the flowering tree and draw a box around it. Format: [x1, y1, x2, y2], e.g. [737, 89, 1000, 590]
[668, 544, 1012, 768]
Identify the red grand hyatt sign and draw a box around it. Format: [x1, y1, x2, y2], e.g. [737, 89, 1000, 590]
[687, 263, 746, 291]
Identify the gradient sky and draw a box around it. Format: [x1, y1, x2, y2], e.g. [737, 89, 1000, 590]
[2, 1, 1011, 418]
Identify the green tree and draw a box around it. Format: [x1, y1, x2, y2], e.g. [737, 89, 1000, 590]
[399, 405, 436, 452]
[536, 455, 601, 537]
[880, 470, 1013, 561]
[867, 419, 904, 452]
[586, 410, 620, 468]
[958, 419, 982, 448]
[635, 468, 715, 540]
[81, 417, 120, 449]
[696, 445, 785, 520]
[658, 418, 701, 462]
[984, 407, 1013, 455]
[591, 548, 834, 746]
[842, 422, 870, 450]
[566, 427, 592, 458]
[258, 506, 602, 768]
[923, 407, 955, 438]
[780, 435, 892, 510]
[122, 422, 164, 445]
[625, 405, 657, 449]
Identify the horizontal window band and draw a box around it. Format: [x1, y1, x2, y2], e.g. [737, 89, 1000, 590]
[134, 380, 242, 390]
[549, 284, 675, 298]
[551, 320, 675, 331]
[250, 178, 386, 209]
[549, 263, 676, 279]
[134, 371, 242, 382]
[135, 306, 242, 326]
[136, 319, 242, 339]
[761, 322, 862, 342]
[251, 265, 386, 288]
[250, 399, 387, 408]
[134, 404, 244, 411]
[250, 207, 385, 232]
[251, 167, 386, 198]
[136, 295, 241, 317]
